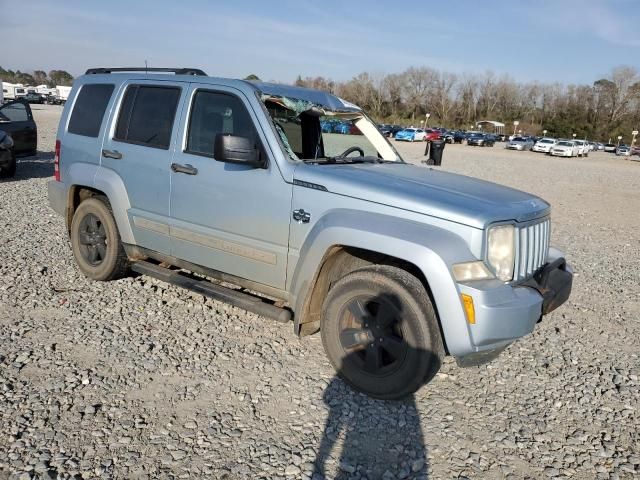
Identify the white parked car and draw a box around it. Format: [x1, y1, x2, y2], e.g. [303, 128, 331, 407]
[551, 140, 579, 157]
[532, 137, 557, 153]
[572, 140, 589, 157]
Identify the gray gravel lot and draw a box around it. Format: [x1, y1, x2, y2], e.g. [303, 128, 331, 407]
[1, 104, 639, 479]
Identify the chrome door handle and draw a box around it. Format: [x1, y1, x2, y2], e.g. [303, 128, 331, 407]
[102, 149, 122, 160]
[171, 163, 198, 175]
[293, 209, 311, 223]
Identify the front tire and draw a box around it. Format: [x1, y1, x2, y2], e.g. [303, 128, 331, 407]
[320, 265, 444, 400]
[70, 196, 129, 281]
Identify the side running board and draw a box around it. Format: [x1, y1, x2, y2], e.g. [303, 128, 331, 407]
[131, 260, 292, 324]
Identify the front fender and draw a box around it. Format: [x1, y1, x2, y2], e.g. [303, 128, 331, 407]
[288, 209, 478, 356]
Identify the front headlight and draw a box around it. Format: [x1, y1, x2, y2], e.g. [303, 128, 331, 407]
[487, 225, 516, 281]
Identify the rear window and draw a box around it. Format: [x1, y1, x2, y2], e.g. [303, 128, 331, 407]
[68, 84, 114, 137]
[115, 85, 181, 149]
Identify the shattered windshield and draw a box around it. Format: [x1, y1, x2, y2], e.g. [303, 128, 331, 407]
[261, 93, 401, 164]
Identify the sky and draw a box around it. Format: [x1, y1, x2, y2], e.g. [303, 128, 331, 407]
[4, 0, 640, 85]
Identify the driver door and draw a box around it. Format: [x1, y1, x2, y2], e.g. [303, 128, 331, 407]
[168, 84, 292, 289]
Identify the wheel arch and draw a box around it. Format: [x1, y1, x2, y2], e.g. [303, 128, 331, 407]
[288, 211, 478, 356]
[65, 163, 135, 244]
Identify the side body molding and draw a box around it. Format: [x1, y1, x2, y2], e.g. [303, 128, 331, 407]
[288, 209, 478, 357]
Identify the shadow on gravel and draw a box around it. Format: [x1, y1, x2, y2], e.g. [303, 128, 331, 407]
[314, 382, 429, 479]
[314, 293, 435, 479]
[5, 152, 55, 181]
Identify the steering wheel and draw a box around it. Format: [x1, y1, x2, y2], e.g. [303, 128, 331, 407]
[337, 146, 365, 158]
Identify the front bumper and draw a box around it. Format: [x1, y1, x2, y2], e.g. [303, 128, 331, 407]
[455, 249, 573, 366]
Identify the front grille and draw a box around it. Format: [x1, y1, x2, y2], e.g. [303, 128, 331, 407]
[514, 218, 551, 280]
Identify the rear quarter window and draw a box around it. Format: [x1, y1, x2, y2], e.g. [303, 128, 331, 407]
[68, 84, 115, 137]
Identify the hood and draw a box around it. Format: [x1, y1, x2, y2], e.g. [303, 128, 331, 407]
[293, 163, 549, 229]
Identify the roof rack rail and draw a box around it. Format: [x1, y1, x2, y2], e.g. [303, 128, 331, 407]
[85, 67, 207, 76]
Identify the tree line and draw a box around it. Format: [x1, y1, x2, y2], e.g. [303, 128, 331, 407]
[0, 67, 74, 88]
[292, 66, 640, 142]
[3, 65, 637, 142]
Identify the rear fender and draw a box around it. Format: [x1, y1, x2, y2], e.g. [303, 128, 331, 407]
[67, 163, 134, 244]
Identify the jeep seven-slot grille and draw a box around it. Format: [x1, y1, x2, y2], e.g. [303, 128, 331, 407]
[514, 218, 550, 280]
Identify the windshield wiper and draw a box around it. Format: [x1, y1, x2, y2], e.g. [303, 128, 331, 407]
[304, 156, 384, 165]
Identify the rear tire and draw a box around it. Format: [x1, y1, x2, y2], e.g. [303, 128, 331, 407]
[320, 265, 444, 400]
[0, 152, 16, 179]
[70, 195, 129, 281]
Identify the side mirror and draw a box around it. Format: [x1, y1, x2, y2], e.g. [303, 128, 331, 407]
[214, 134, 263, 168]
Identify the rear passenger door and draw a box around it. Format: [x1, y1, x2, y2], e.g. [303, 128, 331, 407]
[100, 81, 185, 255]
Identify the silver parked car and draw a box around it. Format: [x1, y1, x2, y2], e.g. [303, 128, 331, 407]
[47, 67, 573, 399]
[506, 136, 535, 151]
[616, 145, 631, 156]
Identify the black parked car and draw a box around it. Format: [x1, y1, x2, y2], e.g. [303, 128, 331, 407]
[384, 124, 404, 138]
[0, 130, 16, 178]
[0, 100, 38, 158]
[24, 92, 45, 104]
[443, 130, 466, 143]
[467, 132, 495, 147]
[44, 94, 62, 105]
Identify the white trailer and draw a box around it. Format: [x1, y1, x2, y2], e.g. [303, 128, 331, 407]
[36, 84, 57, 96]
[56, 85, 72, 103]
[2, 83, 27, 100]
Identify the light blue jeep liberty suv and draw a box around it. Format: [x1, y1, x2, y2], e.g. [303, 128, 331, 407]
[48, 67, 572, 399]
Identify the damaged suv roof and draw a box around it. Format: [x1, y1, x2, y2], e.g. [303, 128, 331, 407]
[248, 81, 361, 113]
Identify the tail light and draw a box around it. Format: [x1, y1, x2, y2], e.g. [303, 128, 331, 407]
[54, 140, 61, 181]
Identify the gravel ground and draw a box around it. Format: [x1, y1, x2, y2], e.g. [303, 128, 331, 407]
[1, 104, 639, 479]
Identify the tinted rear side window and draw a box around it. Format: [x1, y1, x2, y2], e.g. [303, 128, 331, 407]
[114, 85, 180, 149]
[68, 84, 114, 137]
